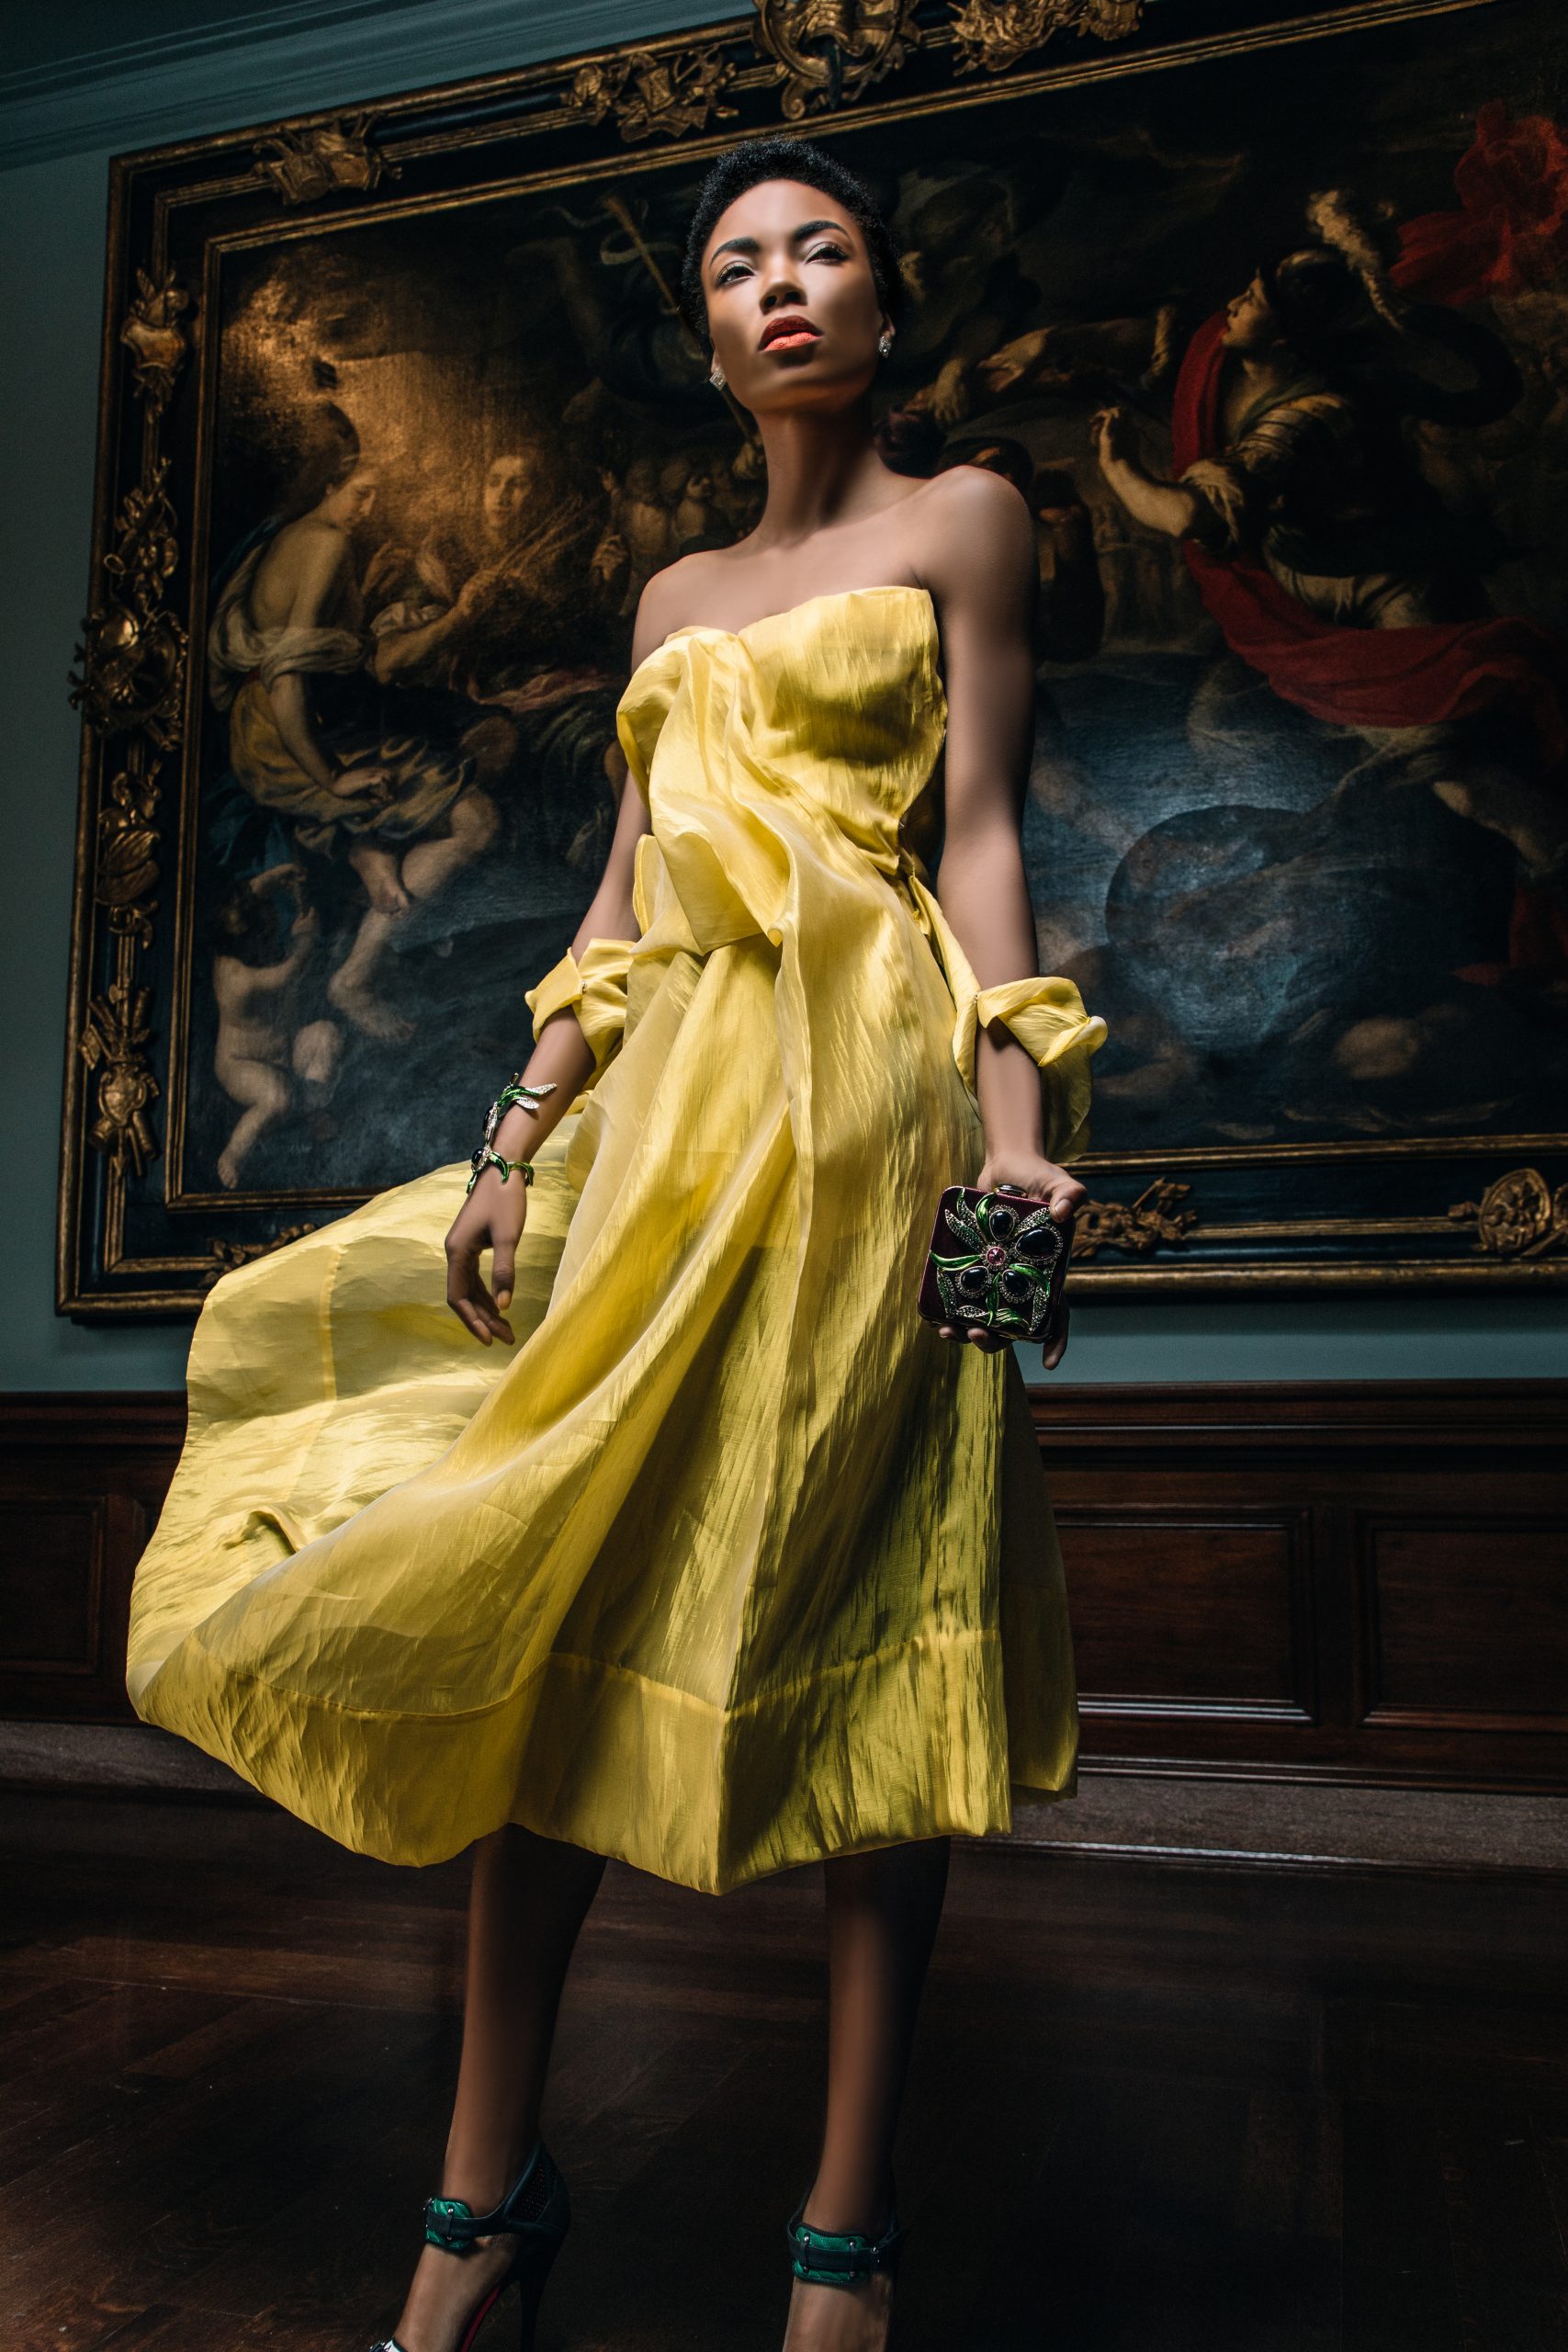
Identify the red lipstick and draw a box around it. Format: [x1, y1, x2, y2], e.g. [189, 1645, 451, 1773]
[759, 312, 821, 351]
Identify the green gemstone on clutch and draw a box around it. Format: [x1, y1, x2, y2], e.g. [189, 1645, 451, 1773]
[931, 1189, 1061, 1339]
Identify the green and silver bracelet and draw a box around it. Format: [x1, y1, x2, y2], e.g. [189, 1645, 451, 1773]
[465, 1075, 558, 1197]
[466, 1145, 536, 1195]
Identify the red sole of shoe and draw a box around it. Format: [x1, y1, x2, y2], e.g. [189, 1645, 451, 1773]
[456, 2236, 559, 2352]
[457, 2280, 503, 2352]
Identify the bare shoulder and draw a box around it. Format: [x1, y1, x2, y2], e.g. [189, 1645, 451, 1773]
[280, 514, 349, 550]
[629, 551, 726, 670]
[268, 515, 350, 578]
[907, 463, 1043, 644]
[914, 465, 1033, 572]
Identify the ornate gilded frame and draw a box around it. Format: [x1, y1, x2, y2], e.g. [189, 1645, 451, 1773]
[59, 0, 1568, 1314]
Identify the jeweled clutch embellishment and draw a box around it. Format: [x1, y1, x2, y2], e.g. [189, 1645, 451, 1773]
[916, 1184, 1072, 1345]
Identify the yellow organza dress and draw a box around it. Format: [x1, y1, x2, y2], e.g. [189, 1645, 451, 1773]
[127, 583, 1109, 1894]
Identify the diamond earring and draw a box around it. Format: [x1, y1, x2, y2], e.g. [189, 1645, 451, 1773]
[709, 357, 727, 390]
[877, 328, 894, 357]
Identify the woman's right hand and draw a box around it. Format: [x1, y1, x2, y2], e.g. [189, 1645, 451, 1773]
[444, 1165, 528, 1346]
[1091, 403, 1138, 470]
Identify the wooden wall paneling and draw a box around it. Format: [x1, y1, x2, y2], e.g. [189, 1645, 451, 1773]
[1059, 1503, 1316, 1724]
[0, 1396, 182, 1720]
[1311, 1495, 1359, 1763]
[1032, 1381, 1568, 1792]
[1359, 1512, 1568, 1736]
[0, 1494, 106, 1675]
[2, 1384, 1564, 1791]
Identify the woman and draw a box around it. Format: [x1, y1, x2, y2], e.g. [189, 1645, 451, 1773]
[127, 136, 1107, 2352]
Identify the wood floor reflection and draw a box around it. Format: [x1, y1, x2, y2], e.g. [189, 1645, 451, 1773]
[3, 1792, 1565, 2351]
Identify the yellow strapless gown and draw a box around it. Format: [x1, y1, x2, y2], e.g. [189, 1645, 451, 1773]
[127, 584, 1109, 1894]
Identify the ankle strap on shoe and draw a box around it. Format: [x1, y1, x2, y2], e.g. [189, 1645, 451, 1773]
[423, 2139, 566, 2256]
[786, 2195, 905, 2288]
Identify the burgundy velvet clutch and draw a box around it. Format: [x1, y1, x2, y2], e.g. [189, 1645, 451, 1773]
[916, 1184, 1072, 1348]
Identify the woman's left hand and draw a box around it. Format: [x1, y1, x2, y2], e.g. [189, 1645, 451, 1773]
[935, 1148, 1086, 1369]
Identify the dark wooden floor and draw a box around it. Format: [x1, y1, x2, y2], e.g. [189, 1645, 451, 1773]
[3, 1792, 1567, 2352]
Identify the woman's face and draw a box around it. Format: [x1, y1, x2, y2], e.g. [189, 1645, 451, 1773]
[321, 466, 379, 526]
[1222, 275, 1280, 353]
[701, 176, 886, 413]
[483, 455, 532, 542]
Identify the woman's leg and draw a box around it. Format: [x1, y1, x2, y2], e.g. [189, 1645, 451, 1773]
[391, 1824, 605, 2352]
[784, 1836, 952, 2350]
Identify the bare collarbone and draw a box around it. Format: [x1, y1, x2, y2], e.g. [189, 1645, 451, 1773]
[654, 469, 952, 643]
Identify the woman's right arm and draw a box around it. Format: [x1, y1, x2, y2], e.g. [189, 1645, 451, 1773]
[442, 571, 680, 1345]
[1092, 405, 1205, 539]
[493, 767, 654, 1154]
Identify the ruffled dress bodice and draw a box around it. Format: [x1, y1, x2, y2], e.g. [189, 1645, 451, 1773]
[533, 583, 1106, 1159]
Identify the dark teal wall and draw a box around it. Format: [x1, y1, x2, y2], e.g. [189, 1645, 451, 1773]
[3, 1, 1563, 1386]
[3, 147, 178, 1387]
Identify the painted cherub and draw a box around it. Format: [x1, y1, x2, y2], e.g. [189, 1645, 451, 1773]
[210, 863, 342, 1189]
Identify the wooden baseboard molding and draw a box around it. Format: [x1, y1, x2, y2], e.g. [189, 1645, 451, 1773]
[4, 1382, 1566, 1794]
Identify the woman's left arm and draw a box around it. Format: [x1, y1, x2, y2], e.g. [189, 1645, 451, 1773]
[923, 466, 1090, 1363]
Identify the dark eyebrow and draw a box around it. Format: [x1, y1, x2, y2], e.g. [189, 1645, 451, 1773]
[706, 218, 850, 272]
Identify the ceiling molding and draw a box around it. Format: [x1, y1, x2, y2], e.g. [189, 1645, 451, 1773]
[0, 0, 730, 175]
[0, 0, 417, 108]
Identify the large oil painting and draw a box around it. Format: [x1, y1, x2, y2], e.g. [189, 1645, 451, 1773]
[61, 0, 1568, 1310]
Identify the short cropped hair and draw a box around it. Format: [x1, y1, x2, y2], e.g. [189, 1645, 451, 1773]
[679, 135, 904, 352]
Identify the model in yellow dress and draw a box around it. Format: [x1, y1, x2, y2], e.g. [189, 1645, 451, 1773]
[127, 134, 1109, 2352]
[130, 573, 1102, 1889]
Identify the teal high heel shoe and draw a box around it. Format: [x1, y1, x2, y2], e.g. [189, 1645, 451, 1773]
[370, 2137, 570, 2352]
[785, 2187, 905, 2292]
